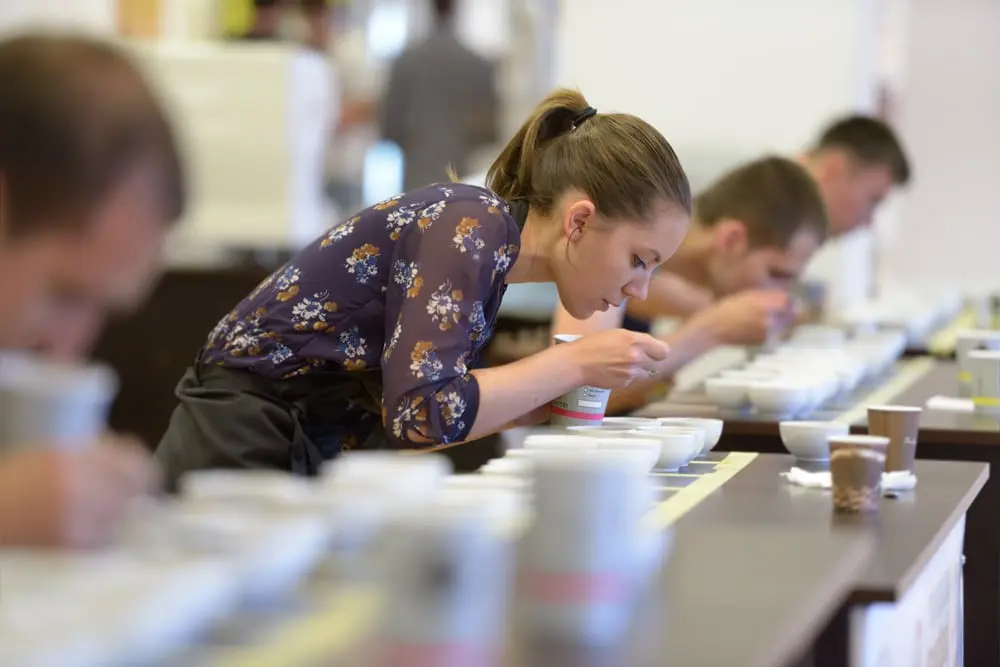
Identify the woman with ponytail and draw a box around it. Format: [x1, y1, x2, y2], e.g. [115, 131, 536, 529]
[156, 89, 693, 487]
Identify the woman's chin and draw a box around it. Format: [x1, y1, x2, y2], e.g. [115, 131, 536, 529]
[566, 301, 598, 320]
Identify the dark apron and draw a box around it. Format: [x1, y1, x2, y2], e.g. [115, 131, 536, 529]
[155, 364, 386, 492]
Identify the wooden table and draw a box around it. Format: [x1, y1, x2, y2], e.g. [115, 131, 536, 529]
[641, 361, 998, 665]
[504, 524, 871, 667]
[682, 455, 987, 667]
[202, 453, 983, 667]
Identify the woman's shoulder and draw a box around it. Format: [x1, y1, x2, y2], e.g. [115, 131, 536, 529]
[368, 182, 509, 211]
[361, 183, 518, 235]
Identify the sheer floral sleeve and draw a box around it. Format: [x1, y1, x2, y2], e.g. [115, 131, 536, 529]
[380, 195, 519, 447]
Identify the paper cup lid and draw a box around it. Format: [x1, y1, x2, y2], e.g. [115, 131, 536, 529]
[0, 353, 118, 398]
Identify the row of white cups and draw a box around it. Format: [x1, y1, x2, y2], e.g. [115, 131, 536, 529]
[704, 327, 909, 417]
[0, 416, 725, 667]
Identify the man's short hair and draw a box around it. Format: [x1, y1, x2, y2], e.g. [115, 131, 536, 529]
[695, 156, 829, 248]
[814, 115, 911, 186]
[0, 33, 186, 238]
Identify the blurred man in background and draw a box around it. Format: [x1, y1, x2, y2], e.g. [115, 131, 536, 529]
[798, 115, 911, 236]
[0, 34, 185, 548]
[614, 114, 912, 332]
[380, 0, 499, 189]
[552, 156, 829, 414]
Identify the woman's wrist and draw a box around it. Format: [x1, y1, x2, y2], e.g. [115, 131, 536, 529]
[547, 340, 588, 388]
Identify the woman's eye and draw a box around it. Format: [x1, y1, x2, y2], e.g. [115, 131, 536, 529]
[632, 255, 647, 270]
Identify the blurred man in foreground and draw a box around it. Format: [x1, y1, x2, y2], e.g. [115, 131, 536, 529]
[0, 33, 186, 548]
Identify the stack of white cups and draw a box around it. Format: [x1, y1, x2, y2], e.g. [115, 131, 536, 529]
[372, 495, 513, 667]
[319, 452, 453, 581]
[518, 448, 660, 647]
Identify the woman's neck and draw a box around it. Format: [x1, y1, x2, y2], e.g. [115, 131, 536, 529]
[662, 224, 713, 288]
[506, 208, 556, 284]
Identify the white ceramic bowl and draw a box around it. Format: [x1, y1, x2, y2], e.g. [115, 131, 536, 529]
[592, 436, 661, 471]
[720, 368, 784, 382]
[778, 421, 849, 461]
[642, 428, 701, 470]
[749, 381, 808, 416]
[523, 434, 599, 451]
[599, 416, 661, 430]
[657, 418, 724, 455]
[790, 325, 847, 346]
[704, 378, 751, 410]
[480, 458, 532, 478]
[566, 426, 638, 437]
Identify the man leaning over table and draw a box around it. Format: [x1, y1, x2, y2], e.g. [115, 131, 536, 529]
[0, 33, 186, 548]
[550, 116, 912, 414]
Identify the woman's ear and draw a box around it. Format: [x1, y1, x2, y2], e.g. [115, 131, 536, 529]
[562, 197, 597, 241]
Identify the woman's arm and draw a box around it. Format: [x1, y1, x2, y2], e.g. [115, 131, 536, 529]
[466, 344, 581, 439]
[381, 195, 560, 448]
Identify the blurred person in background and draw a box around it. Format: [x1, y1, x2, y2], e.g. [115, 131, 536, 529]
[380, 0, 499, 190]
[797, 115, 911, 236]
[0, 33, 186, 547]
[230, 0, 287, 41]
[288, 0, 344, 241]
[561, 116, 912, 358]
[156, 90, 690, 488]
[552, 156, 829, 414]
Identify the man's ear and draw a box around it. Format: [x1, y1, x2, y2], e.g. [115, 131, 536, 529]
[710, 218, 750, 255]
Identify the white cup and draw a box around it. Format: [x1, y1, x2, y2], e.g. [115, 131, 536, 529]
[955, 330, 1000, 397]
[519, 449, 645, 646]
[376, 500, 512, 666]
[0, 353, 118, 453]
[549, 335, 611, 427]
[969, 350, 1000, 416]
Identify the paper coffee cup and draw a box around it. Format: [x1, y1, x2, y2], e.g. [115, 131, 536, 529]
[828, 435, 889, 514]
[955, 330, 1000, 398]
[519, 449, 645, 646]
[866, 405, 921, 473]
[549, 335, 611, 427]
[0, 353, 118, 454]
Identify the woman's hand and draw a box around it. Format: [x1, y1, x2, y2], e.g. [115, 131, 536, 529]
[562, 329, 671, 389]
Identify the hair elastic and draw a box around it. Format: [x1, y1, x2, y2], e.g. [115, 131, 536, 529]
[572, 106, 598, 129]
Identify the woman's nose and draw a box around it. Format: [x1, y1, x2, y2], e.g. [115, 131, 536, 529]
[623, 278, 649, 303]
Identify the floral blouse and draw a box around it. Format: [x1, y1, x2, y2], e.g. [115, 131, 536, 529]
[198, 183, 521, 447]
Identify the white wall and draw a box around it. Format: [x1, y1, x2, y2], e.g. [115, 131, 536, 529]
[882, 0, 1000, 291]
[554, 0, 882, 310]
[555, 0, 879, 168]
[0, 0, 114, 33]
